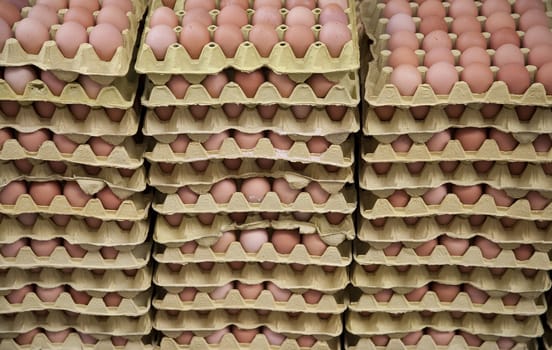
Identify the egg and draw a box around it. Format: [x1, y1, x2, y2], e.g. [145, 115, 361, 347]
[514, 0, 545, 14]
[46, 329, 71, 343]
[459, 47, 491, 67]
[390, 65, 422, 95]
[14, 18, 50, 55]
[241, 177, 270, 203]
[319, 21, 352, 58]
[461, 63, 493, 93]
[285, 25, 315, 58]
[302, 233, 328, 256]
[432, 283, 460, 302]
[426, 62, 458, 94]
[474, 236, 502, 260]
[102, 0, 132, 13]
[456, 31, 487, 52]
[146, 25, 177, 60]
[455, 127, 486, 151]
[64, 241, 87, 258]
[36, 285, 64, 302]
[63, 6, 95, 28]
[272, 178, 300, 204]
[214, 26, 243, 58]
[452, 184, 482, 204]
[524, 25, 552, 49]
[527, 190, 551, 210]
[235, 70, 265, 98]
[29, 181, 61, 206]
[451, 15, 482, 35]
[387, 189, 410, 207]
[306, 182, 330, 204]
[248, 24, 279, 57]
[271, 229, 300, 255]
[15, 329, 40, 345]
[180, 21, 211, 59]
[0, 181, 26, 205]
[481, 0, 511, 16]
[0, 0, 21, 26]
[150, 6, 178, 28]
[233, 327, 259, 343]
[184, 0, 215, 10]
[205, 328, 231, 344]
[490, 28, 521, 50]
[5, 66, 37, 95]
[440, 235, 470, 256]
[266, 281, 291, 301]
[424, 47, 454, 67]
[388, 47, 418, 68]
[388, 30, 419, 51]
[528, 45, 552, 68]
[252, 6, 282, 27]
[374, 288, 393, 302]
[208, 179, 236, 203]
[386, 13, 415, 35]
[420, 16, 448, 36]
[320, 4, 348, 25]
[383, 0, 411, 18]
[497, 64, 531, 94]
[536, 62, 552, 94]
[240, 228, 269, 252]
[237, 282, 264, 299]
[401, 331, 423, 345]
[262, 328, 285, 345]
[427, 329, 455, 345]
[404, 285, 428, 301]
[27, 4, 58, 28]
[302, 289, 323, 304]
[30, 238, 60, 256]
[69, 0, 98, 11]
[6, 285, 33, 304]
[96, 186, 123, 210]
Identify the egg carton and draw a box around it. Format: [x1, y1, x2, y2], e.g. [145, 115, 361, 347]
[0, 242, 151, 270]
[153, 288, 347, 314]
[154, 212, 355, 247]
[154, 310, 342, 340]
[348, 288, 547, 316]
[135, 0, 359, 77]
[0, 333, 154, 350]
[1, 1, 147, 82]
[360, 191, 552, 221]
[0, 311, 152, 339]
[350, 264, 551, 298]
[362, 136, 552, 164]
[545, 329, 552, 350]
[154, 263, 349, 294]
[141, 71, 360, 108]
[363, 105, 552, 141]
[360, 162, 552, 195]
[0, 161, 147, 197]
[143, 106, 359, 144]
[156, 335, 339, 350]
[0, 266, 152, 294]
[1, 105, 139, 138]
[357, 216, 552, 251]
[345, 334, 537, 350]
[0, 289, 151, 317]
[149, 161, 352, 195]
[153, 240, 352, 267]
[145, 136, 354, 168]
[346, 311, 543, 340]
[153, 186, 356, 215]
[0, 215, 148, 248]
[0, 74, 137, 109]
[0, 137, 145, 169]
[353, 240, 552, 270]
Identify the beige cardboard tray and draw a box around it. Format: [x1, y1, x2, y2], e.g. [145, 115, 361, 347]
[353, 240, 552, 270]
[154, 310, 342, 340]
[0, 137, 145, 169]
[154, 212, 355, 247]
[157, 335, 339, 350]
[2, 105, 139, 138]
[0, 242, 151, 270]
[348, 288, 546, 316]
[0, 74, 138, 109]
[359, 191, 552, 221]
[363, 105, 552, 141]
[145, 136, 354, 168]
[149, 161, 353, 195]
[143, 106, 359, 144]
[141, 71, 360, 108]
[346, 312, 543, 340]
[357, 216, 552, 251]
[153, 240, 352, 267]
[350, 264, 551, 298]
[360, 162, 552, 195]
[0, 215, 148, 247]
[0, 333, 154, 350]
[135, 0, 359, 77]
[0, 266, 152, 294]
[153, 186, 356, 215]
[0, 311, 152, 339]
[0, 289, 151, 316]
[153, 288, 346, 314]
[154, 263, 349, 294]
[362, 137, 552, 163]
[1, 1, 147, 80]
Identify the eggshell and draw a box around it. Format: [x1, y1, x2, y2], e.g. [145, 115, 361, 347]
[414, 239, 437, 256]
[241, 177, 270, 202]
[319, 21, 351, 57]
[178, 287, 197, 302]
[248, 24, 279, 57]
[150, 6, 178, 28]
[14, 18, 50, 54]
[179, 241, 198, 254]
[174, 331, 193, 345]
[494, 44, 525, 67]
[182, 8, 212, 27]
[100, 246, 119, 259]
[146, 25, 177, 60]
[180, 21, 211, 59]
[69, 287, 91, 305]
[455, 127, 486, 150]
[474, 236, 502, 259]
[496, 338, 516, 350]
[102, 0, 132, 13]
[89, 23, 123, 61]
[461, 63, 493, 93]
[390, 64, 422, 95]
[420, 16, 448, 35]
[388, 47, 418, 68]
[233, 327, 259, 343]
[205, 328, 231, 344]
[388, 190, 410, 207]
[424, 47, 454, 67]
[0, 181, 27, 205]
[284, 25, 315, 58]
[6, 285, 33, 304]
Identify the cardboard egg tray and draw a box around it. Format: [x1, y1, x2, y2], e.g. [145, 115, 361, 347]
[360, 191, 552, 221]
[154, 310, 342, 340]
[0, 191, 151, 220]
[0, 216, 148, 248]
[148, 161, 353, 195]
[0, 242, 151, 270]
[0, 74, 137, 109]
[153, 186, 356, 215]
[346, 312, 543, 340]
[0, 161, 147, 197]
[153, 240, 352, 267]
[154, 263, 349, 294]
[1, 0, 147, 81]
[350, 264, 550, 298]
[0, 137, 145, 169]
[345, 334, 536, 350]
[135, 0, 359, 77]
[153, 288, 346, 314]
[0, 333, 154, 350]
[363, 105, 552, 141]
[143, 106, 359, 143]
[360, 162, 552, 195]
[1, 105, 139, 138]
[545, 329, 552, 350]
[348, 288, 547, 316]
[154, 212, 354, 247]
[362, 136, 552, 164]
[353, 240, 551, 270]
[0, 267, 152, 294]
[157, 335, 339, 350]
[145, 136, 354, 168]
[0, 289, 151, 316]
[357, 216, 552, 251]
[0, 311, 152, 339]
[141, 72, 360, 108]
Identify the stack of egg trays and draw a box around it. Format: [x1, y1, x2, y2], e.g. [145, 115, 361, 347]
[348, 0, 552, 348]
[135, 0, 361, 348]
[0, 1, 152, 349]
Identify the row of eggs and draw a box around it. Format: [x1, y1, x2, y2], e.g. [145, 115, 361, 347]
[162, 0, 349, 10]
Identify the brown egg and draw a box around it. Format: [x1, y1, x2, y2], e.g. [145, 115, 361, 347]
[497, 64, 531, 94]
[474, 236, 502, 259]
[178, 186, 199, 204]
[27, 4, 58, 29]
[213, 24, 244, 58]
[401, 331, 423, 345]
[96, 187, 123, 210]
[102, 0, 132, 13]
[448, 0, 478, 17]
[307, 74, 337, 98]
[267, 71, 297, 97]
[523, 25, 552, 49]
[319, 4, 348, 25]
[0, 0, 21, 26]
[68, 288, 91, 306]
[210, 231, 237, 253]
[494, 44, 525, 68]
[387, 190, 410, 207]
[63, 6, 94, 28]
[29, 181, 61, 206]
[452, 184, 482, 204]
[233, 327, 259, 343]
[424, 47, 454, 67]
[427, 329, 455, 345]
[390, 64, 422, 95]
[432, 283, 460, 302]
[55, 21, 88, 59]
[481, 0, 511, 16]
[30, 238, 60, 256]
[237, 282, 263, 299]
[414, 239, 437, 256]
[461, 63, 494, 93]
[296, 336, 317, 347]
[248, 24, 279, 57]
[36, 285, 64, 302]
[388, 47, 418, 68]
[15, 329, 41, 345]
[451, 16, 481, 35]
[456, 31, 487, 52]
[528, 45, 552, 68]
[180, 22, 211, 59]
[284, 25, 315, 58]
[527, 190, 551, 210]
[209, 179, 236, 203]
[240, 228, 269, 252]
[536, 62, 552, 94]
[374, 288, 393, 302]
[146, 25, 177, 60]
[485, 12, 516, 33]
[404, 285, 428, 301]
[5, 66, 37, 95]
[514, 0, 545, 13]
[241, 177, 270, 203]
[235, 70, 265, 98]
[489, 128, 518, 151]
[252, 6, 282, 27]
[263, 328, 286, 345]
[490, 28, 521, 50]
[455, 127, 486, 151]
[386, 13, 415, 35]
[103, 292, 123, 307]
[6, 285, 33, 304]
[266, 281, 291, 301]
[426, 62, 458, 94]
[514, 244, 534, 261]
[89, 23, 123, 61]
[306, 182, 330, 204]
[419, 16, 448, 36]
[319, 22, 352, 57]
[272, 178, 300, 204]
[459, 47, 491, 67]
[14, 18, 49, 54]
[209, 282, 234, 300]
[150, 6, 178, 28]
[184, 0, 215, 10]
[64, 241, 87, 258]
[302, 233, 328, 256]
[519, 8, 549, 32]
[0, 181, 26, 205]
[388, 30, 419, 51]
